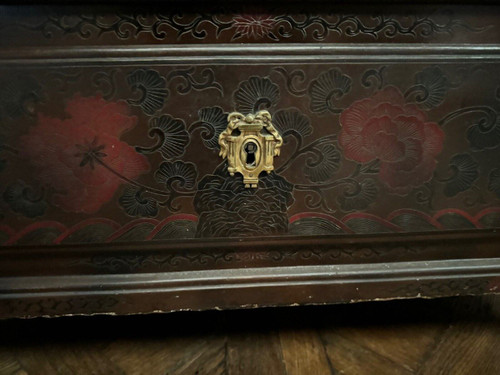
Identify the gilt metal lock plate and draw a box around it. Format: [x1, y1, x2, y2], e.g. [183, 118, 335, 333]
[218, 110, 283, 188]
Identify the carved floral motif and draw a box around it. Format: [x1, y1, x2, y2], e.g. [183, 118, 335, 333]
[5, 9, 488, 42]
[234, 76, 280, 114]
[308, 68, 352, 114]
[3, 180, 47, 218]
[119, 186, 159, 218]
[339, 86, 445, 194]
[19, 95, 150, 214]
[136, 115, 190, 160]
[442, 153, 479, 197]
[0, 75, 42, 120]
[232, 14, 278, 39]
[126, 69, 168, 115]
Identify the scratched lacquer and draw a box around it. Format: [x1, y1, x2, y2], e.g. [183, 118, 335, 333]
[0, 5, 499, 245]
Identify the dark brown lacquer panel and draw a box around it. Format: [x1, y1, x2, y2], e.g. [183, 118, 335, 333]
[1, 62, 500, 244]
[1, 2, 500, 318]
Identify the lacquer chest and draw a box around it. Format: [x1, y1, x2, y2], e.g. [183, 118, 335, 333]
[1, 0, 500, 318]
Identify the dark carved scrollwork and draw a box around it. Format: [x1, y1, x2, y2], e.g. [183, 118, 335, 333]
[391, 279, 490, 296]
[361, 66, 386, 90]
[10, 10, 488, 42]
[189, 106, 228, 150]
[167, 67, 223, 96]
[136, 115, 190, 160]
[233, 76, 279, 114]
[127, 69, 168, 115]
[308, 68, 352, 114]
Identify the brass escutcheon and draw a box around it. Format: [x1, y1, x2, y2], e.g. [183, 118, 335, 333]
[218, 110, 283, 188]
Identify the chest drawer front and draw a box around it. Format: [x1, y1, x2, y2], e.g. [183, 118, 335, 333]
[1, 60, 500, 244]
[1, 2, 499, 318]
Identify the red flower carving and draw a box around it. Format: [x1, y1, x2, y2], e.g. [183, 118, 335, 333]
[233, 14, 277, 39]
[339, 86, 444, 194]
[20, 95, 150, 214]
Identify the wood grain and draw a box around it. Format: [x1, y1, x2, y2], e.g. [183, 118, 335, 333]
[416, 322, 500, 375]
[279, 329, 333, 375]
[226, 331, 287, 375]
[0, 296, 499, 375]
[331, 324, 446, 371]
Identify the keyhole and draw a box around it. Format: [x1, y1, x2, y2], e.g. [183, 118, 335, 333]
[244, 142, 257, 167]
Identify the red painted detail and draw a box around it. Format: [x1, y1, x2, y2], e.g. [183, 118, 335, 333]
[386, 208, 445, 229]
[53, 218, 121, 244]
[0, 225, 16, 239]
[338, 85, 444, 195]
[433, 208, 480, 228]
[105, 218, 160, 242]
[341, 212, 404, 232]
[146, 214, 199, 240]
[19, 94, 150, 214]
[474, 207, 500, 222]
[5, 221, 68, 246]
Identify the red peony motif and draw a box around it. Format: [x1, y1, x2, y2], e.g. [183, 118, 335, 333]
[233, 14, 277, 39]
[339, 86, 444, 194]
[20, 95, 150, 214]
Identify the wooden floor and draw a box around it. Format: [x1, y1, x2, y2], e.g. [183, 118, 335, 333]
[0, 295, 499, 375]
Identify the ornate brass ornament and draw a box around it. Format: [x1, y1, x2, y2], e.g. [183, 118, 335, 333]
[219, 110, 283, 188]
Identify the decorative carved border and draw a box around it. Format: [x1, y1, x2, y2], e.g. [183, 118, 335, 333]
[1, 45, 500, 66]
[1, 229, 498, 274]
[0, 6, 489, 44]
[1, 258, 498, 318]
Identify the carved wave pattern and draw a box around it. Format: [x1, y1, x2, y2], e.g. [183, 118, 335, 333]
[1, 208, 499, 246]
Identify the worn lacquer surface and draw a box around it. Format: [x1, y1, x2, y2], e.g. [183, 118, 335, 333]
[1, 2, 500, 319]
[0, 4, 500, 246]
[1, 62, 499, 245]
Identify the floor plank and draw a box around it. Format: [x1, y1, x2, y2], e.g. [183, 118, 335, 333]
[164, 337, 226, 375]
[0, 296, 498, 375]
[320, 331, 414, 375]
[226, 331, 287, 375]
[279, 329, 333, 375]
[15, 344, 125, 375]
[332, 324, 446, 372]
[0, 351, 26, 375]
[416, 322, 500, 375]
[104, 338, 204, 375]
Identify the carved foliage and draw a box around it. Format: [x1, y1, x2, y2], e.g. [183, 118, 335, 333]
[9, 9, 488, 43]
